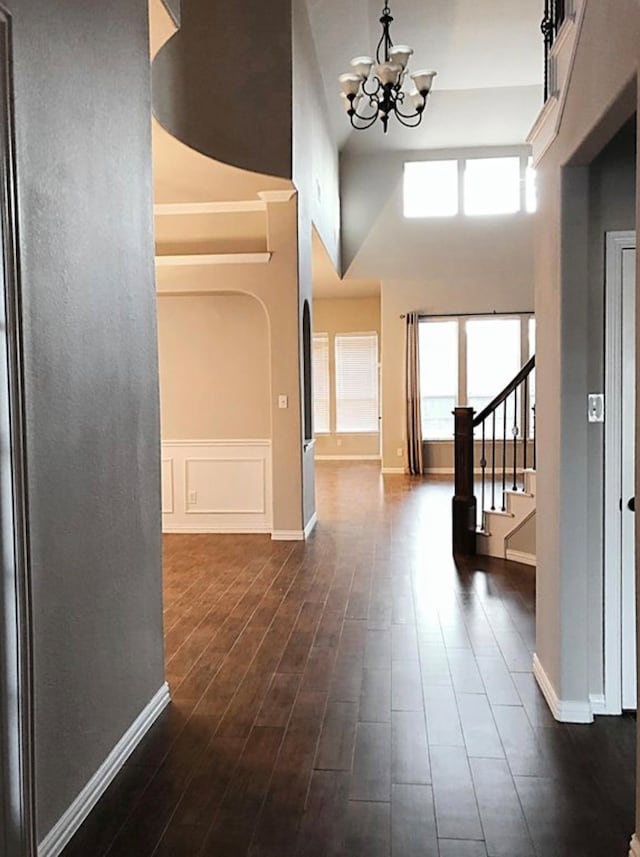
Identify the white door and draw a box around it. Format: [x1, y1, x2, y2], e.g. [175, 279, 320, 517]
[621, 246, 636, 709]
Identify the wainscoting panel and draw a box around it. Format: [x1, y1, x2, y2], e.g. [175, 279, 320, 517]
[161, 440, 272, 533]
[161, 458, 174, 514]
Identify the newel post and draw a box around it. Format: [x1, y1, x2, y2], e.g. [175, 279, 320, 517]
[452, 407, 476, 556]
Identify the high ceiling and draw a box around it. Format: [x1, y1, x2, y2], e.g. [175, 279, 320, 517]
[306, 0, 544, 152]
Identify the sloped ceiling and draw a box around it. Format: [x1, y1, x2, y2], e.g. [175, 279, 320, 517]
[306, 0, 544, 151]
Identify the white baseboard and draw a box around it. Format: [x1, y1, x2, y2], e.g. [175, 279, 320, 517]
[505, 549, 536, 567]
[315, 455, 381, 461]
[382, 467, 405, 475]
[629, 833, 640, 857]
[38, 683, 171, 857]
[424, 467, 454, 474]
[272, 530, 304, 541]
[533, 655, 593, 723]
[163, 526, 272, 534]
[304, 512, 318, 539]
[589, 693, 609, 716]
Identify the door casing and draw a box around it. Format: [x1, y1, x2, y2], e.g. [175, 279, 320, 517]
[603, 230, 637, 714]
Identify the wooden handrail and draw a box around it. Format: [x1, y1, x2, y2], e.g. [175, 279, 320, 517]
[473, 356, 535, 427]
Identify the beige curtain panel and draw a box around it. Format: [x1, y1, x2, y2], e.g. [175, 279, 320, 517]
[405, 312, 423, 475]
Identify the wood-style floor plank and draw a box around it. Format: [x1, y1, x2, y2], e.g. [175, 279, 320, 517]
[391, 783, 438, 857]
[58, 466, 636, 857]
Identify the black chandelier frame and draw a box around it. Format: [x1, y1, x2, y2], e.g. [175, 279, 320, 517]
[346, 4, 431, 134]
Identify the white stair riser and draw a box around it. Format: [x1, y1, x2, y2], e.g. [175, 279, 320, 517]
[524, 470, 536, 495]
[478, 469, 536, 561]
[505, 492, 535, 517]
[477, 530, 507, 559]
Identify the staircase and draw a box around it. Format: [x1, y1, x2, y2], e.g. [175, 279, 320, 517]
[452, 357, 536, 564]
[477, 469, 536, 566]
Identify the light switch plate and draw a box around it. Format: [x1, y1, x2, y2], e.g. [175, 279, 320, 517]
[588, 393, 605, 423]
[278, 395, 288, 409]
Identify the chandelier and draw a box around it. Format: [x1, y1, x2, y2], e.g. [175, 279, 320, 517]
[338, 4, 436, 134]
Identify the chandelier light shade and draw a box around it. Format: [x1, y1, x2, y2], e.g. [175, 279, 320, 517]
[338, 4, 436, 134]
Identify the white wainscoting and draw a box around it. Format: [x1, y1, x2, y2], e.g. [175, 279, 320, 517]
[161, 440, 272, 533]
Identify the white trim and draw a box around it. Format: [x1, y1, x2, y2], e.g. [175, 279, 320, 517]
[527, 0, 587, 165]
[155, 252, 272, 267]
[257, 190, 296, 203]
[315, 455, 381, 461]
[304, 513, 318, 539]
[629, 833, 640, 857]
[38, 684, 170, 857]
[505, 549, 536, 567]
[381, 467, 405, 475]
[163, 526, 272, 534]
[154, 201, 266, 215]
[589, 693, 608, 717]
[162, 440, 272, 533]
[162, 438, 270, 447]
[604, 231, 636, 717]
[533, 655, 593, 723]
[424, 467, 454, 475]
[271, 530, 304, 541]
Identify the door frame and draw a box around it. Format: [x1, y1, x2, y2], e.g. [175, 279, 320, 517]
[0, 9, 36, 856]
[603, 230, 636, 715]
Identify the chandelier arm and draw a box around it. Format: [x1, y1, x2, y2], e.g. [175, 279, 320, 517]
[394, 101, 425, 120]
[393, 109, 424, 128]
[361, 76, 382, 99]
[350, 111, 381, 131]
[351, 100, 379, 122]
[375, 28, 386, 64]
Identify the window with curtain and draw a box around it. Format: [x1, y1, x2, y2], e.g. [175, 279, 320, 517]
[419, 321, 458, 439]
[418, 315, 533, 440]
[312, 333, 330, 434]
[335, 333, 379, 433]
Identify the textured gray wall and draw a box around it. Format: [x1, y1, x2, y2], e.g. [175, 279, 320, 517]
[152, 0, 293, 179]
[7, 0, 164, 840]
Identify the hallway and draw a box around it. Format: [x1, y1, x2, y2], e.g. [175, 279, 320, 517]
[62, 463, 635, 857]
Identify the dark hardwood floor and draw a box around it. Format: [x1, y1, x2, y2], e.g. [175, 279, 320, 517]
[62, 463, 636, 857]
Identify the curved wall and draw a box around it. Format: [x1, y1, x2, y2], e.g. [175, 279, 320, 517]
[152, 0, 293, 179]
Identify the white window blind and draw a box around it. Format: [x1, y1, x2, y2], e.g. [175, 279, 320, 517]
[335, 333, 379, 433]
[312, 333, 330, 434]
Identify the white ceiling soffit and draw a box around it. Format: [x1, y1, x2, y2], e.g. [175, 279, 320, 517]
[305, 0, 544, 151]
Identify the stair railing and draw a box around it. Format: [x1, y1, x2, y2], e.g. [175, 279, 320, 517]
[542, 0, 567, 100]
[453, 356, 536, 556]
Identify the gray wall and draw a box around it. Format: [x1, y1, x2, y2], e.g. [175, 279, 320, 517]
[586, 120, 637, 695]
[292, 0, 341, 527]
[153, 0, 293, 179]
[8, 0, 164, 840]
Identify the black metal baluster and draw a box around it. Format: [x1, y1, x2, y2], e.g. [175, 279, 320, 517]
[491, 411, 496, 511]
[501, 401, 507, 511]
[523, 376, 529, 476]
[481, 421, 486, 527]
[512, 386, 518, 491]
[541, 0, 553, 101]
